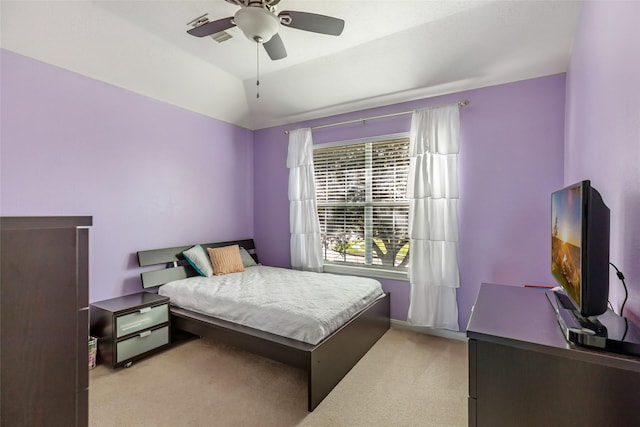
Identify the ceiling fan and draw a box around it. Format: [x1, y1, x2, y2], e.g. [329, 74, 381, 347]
[187, 0, 345, 61]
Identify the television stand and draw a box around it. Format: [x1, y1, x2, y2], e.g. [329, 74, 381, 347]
[467, 283, 640, 427]
[550, 291, 607, 336]
[547, 290, 640, 357]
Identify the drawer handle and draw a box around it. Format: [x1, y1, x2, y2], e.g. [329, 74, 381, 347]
[139, 330, 152, 338]
[139, 307, 151, 314]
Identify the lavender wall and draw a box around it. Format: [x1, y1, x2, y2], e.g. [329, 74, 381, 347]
[565, 1, 640, 322]
[4, 2, 635, 335]
[254, 75, 566, 328]
[1, 48, 567, 329]
[0, 49, 254, 303]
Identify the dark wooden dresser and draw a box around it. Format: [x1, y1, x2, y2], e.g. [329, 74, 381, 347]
[1, 216, 92, 427]
[467, 283, 640, 427]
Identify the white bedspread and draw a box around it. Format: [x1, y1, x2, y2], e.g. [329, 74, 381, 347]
[158, 265, 384, 345]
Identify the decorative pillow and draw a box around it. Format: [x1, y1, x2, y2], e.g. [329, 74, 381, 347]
[182, 244, 214, 277]
[207, 245, 245, 276]
[239, 247, 258, 268]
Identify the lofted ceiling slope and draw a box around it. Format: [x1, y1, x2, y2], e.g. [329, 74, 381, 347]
[1, 1, 582, 130]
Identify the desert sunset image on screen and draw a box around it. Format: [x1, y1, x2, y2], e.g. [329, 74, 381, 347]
[551, 185, 582, 306]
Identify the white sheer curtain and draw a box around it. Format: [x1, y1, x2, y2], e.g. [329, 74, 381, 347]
[406, 104, 460, 330]
[287, 128, 323, 272]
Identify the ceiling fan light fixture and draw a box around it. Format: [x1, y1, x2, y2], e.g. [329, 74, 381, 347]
[234, 7, 279, 43]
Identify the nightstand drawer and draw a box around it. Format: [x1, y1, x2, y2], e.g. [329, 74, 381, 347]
[116, 304, 168, 338]
[116, 326, 169, 363]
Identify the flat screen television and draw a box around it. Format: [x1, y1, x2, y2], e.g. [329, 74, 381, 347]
[551, 180, 610, 317]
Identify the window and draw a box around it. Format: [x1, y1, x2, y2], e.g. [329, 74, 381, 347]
[314, 135, 410, 272]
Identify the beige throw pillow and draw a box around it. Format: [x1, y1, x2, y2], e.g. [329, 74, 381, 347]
[207, 245, 245, 276]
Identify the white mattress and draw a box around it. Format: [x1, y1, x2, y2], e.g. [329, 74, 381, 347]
[158, 265, 384, 345]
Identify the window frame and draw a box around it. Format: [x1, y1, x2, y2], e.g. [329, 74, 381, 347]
[313, 132, 410, 281]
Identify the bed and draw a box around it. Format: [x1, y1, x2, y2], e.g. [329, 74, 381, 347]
[137, 239, 390, 411]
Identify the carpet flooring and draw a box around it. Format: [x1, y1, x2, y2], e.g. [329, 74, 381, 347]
[89, 328, 468, 426]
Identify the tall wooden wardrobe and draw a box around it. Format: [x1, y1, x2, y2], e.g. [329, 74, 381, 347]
[1, 216, 92, 427]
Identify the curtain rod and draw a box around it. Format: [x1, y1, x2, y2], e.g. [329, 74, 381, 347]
[284, 99, 470, 135]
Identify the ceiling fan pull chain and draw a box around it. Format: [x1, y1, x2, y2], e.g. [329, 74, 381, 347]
[256, 40, 260, 99]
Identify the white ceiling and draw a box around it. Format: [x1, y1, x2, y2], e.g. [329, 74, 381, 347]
[1, 0, 582, 130]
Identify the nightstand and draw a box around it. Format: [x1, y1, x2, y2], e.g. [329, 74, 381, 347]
[90, 292, 170, 368]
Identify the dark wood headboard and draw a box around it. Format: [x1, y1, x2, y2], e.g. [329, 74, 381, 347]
[137, 239, 257, 288]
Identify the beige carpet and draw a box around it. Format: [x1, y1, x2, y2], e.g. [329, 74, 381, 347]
[89, 328, 468, 427]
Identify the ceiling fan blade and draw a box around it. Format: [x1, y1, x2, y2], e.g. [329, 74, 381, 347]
[187, 17, 235, 37]
[263, 33, 287, 60]
[279, 11, 344, 36]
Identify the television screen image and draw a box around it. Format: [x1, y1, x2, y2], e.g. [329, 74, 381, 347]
[548, 181, 640, 358]
[551, 184, 582, 307]
[550, 180, 610, 317]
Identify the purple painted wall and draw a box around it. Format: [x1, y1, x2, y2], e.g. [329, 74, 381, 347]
[254, 75, 566, 328]
[0, 49, 254, 303]
[3, 2, 635, 335]
[1, 48, 568, 329]
[565, 1, 640, 322]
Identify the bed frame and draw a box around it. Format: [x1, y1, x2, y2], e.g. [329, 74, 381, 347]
[137, 239, 390, 411]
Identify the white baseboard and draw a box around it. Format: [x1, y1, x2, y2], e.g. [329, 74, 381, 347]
[390, 319, 468, 342]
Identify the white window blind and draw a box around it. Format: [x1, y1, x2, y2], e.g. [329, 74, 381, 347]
[314, 137, 410, 270]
